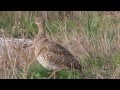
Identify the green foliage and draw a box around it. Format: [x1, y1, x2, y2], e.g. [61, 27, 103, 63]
[45, 19, 61, 35]
[112, 54, 120, 64]
[78, 12, 100, 38]
[28, 62, 83, 79]
[0, 17, 14, 29]
[28, 63, 50, 79]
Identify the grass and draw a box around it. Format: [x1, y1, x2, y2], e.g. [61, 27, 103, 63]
[0, 11, 120, 79]
[27, 62, 83, 79]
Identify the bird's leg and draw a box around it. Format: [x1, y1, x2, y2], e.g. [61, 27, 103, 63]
[79, 69, 87, 79]
[54, 72, 60, 79]
[47, 70, 59, 79]
[47, 71, 56, 79]
[47, 67, 67, 79]
[53, 73, 55, 79]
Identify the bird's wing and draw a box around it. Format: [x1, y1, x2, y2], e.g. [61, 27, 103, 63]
[44, 41, 81, 69]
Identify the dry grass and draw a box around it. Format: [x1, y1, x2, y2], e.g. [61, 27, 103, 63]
[0, 11, 120, 79]
[0, 37, 35, 79]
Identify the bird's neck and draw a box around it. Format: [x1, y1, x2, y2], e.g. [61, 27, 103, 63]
[36, 24, 48, 42]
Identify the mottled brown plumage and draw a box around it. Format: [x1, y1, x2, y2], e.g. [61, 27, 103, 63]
[34, 17, 85, 79]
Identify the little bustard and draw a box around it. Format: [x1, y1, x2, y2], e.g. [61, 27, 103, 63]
[34, 17, 85, 79]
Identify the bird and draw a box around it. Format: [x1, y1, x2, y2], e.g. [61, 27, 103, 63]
[33, 16, 86, 79]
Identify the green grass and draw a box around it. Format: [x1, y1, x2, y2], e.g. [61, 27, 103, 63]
[112, 54, 120, 64]
[0, 11, 120, 79]
[27, 62, 84, 79]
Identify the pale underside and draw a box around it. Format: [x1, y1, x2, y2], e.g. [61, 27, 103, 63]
[37, 54, 67, 70]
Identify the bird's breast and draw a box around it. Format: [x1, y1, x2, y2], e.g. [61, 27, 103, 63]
[36, 55, 61, 70]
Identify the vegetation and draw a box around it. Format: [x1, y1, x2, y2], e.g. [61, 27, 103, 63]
[0, 11, 120, 79]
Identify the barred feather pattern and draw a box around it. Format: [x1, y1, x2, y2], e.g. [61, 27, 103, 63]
[35, 38, 81, 70]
